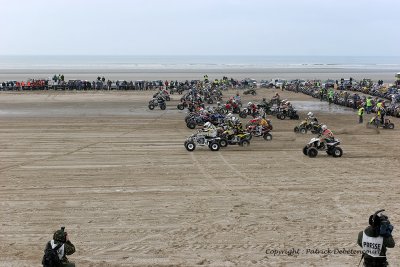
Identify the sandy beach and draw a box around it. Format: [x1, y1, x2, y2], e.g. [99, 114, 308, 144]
[0, 87, 399, 267]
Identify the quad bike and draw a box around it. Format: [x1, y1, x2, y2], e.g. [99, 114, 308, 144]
[177, 101, 190, 110]
[186, 115, 210, 129]
[184, 131, 221, 152]
[222, 102, 241, 114]
[243, 88, 257, 95]
[277, 109, 299, 120]
[294, 120, 322, 134]
[367, 118, 395, 129]
[155, 91, 170, 101]
[239, 107, 259, 119]
[246, 125, 273, 141]
[219, 129, 251, 147]
[148, 97, 166, 110]
[302, 136, 343, 158]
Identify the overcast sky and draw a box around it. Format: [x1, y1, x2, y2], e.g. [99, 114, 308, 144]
[1, 0, 399, 56]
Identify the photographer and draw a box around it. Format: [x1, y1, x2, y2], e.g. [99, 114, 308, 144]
[42, 227, 76, 267]
[357, 210, 395, 267]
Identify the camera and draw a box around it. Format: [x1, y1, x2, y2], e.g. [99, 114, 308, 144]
[61, 226, 67, 242]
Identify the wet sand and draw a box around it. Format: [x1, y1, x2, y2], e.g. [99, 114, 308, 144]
[0, 89, 399, 266]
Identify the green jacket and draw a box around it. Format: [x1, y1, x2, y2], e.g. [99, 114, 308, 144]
[357, 226, 395, 259]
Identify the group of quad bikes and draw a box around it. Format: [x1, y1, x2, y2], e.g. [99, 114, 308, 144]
[183, 111, 273, 152]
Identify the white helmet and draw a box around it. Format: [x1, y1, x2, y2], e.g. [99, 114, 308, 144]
[321, 125, 327, 131]
[204, 122, 212, 128]
[307, 112, 314, 117]
[248, 102, 252, 106]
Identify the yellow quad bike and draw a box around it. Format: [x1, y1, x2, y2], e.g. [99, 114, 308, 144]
[219, 129, 252, 147]
[294, 120, 322, 134]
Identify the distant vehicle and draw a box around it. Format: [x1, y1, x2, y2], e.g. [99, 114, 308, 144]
[323, 79, 336, 88]
[342, 79, 354, 89]
[241, 78, 257, 88]
[289, 79, 306, 86]
[273, 79, 287, 88]
[260, 80, 274, 88]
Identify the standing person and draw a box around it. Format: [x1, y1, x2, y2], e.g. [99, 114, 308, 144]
[366, 96, 373, 114]
[42, 227, 76, 267]
[328, 88, 334, 104]
[358, 106, 365, 124]
[357, 210, 395, 267]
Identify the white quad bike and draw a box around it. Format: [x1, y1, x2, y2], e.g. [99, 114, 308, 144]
[184, 130, 221, 152]
[302, 136, 343, 158]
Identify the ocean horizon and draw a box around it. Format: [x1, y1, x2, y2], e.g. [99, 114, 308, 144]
[1, 55, 400, 70]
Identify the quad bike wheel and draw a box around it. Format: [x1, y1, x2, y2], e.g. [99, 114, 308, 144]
[332, 147, 343, 158]
[307, 147, 318, 158]
[209, 142, 220, 151]
[294, 126, 299, 133]
[165, 96, 171, 101]
[277, 113, 286, 120]
[177, 104, 184, 110]
[148, 104, 155, 110]
[387, 123, 394, 129]
[207, 98, 213, 104]
[263, 133, 272, 141]
[302, 146, 308, 156]
[239, 139, 250, 147]
[185, 141, 196, 152]
[160, 104, 166, 110]
[186, 121, 196, 129]
[219, 138, 228, 148]
[299, 127, 307, 134]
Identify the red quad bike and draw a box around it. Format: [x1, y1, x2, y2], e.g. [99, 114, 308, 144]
[246, 125, 272, 141]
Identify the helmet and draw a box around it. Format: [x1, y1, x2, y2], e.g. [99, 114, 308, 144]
[204, 122, 211, 128]
[307, 112, 314, 117]
[248, 102, 252, 106]
[321, 125, 327, 131]
[217, 101, 220, 105]
[53, 229, 66, 242]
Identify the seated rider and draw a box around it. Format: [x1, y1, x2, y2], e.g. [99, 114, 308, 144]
[306, 112, 319, 124]
[272, 92, 280, 104]
[256, 116, 269, 135]
[202, 122, 217, 138]
[320, 125, 334, 144]
[234, 92, 241, 102]
[247, 102, 257, 115]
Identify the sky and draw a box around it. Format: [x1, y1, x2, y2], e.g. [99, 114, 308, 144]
[0, 0, 399, 56]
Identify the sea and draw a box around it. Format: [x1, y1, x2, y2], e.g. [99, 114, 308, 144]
[0, 55, 399, 70]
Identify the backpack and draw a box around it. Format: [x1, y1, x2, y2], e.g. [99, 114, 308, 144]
[42, 241, 63, 267]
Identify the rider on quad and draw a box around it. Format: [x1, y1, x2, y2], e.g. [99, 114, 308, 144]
[306, 112, 319, 124]
[245, 102, 257, 116]
[320, 125, 334, 146]
[202, 122, 217, 138]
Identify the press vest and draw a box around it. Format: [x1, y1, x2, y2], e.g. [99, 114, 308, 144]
[362, 231, 383, 257]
